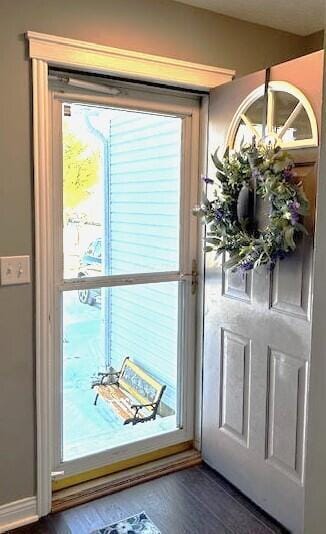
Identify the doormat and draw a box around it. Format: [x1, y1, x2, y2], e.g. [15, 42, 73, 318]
[92, 511, 161, 533]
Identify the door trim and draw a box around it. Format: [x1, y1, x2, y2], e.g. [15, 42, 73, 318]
[26, 31, 234, 91]
[31, 58, 54, 517]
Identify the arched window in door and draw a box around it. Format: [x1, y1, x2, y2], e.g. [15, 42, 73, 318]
[228, 81, 318, 151]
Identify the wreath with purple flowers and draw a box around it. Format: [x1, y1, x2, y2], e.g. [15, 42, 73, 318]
[194, 142, 309, 273]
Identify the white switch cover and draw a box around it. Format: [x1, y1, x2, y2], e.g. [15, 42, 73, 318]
[0, 256, 31, 285]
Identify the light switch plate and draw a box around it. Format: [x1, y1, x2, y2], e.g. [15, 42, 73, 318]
[0, 256, 31, 285]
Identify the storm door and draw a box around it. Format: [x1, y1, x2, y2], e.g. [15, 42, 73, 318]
[49, 76, 199, 484]
[202, 52, 322, 534]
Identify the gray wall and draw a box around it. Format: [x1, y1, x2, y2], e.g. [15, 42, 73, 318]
[0, 0, 321, 506]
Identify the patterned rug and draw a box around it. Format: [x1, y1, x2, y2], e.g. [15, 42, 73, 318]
[92, 511, 161, 533]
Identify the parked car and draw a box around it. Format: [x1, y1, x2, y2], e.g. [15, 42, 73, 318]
[78, 238, 102, 305]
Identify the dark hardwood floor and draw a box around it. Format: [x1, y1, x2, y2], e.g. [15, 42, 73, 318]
[11, 464, 287, 534]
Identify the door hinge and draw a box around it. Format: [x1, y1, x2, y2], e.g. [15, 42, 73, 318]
[191, 259, 199, 295]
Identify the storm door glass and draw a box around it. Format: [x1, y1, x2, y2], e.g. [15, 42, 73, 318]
[62, 104, 181, 279]
[62, 283, 179, 461]
[54, 95, 194, 468]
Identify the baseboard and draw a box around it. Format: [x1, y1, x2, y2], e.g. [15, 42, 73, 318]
[52, 449, 202, 512]
[0, 497, 38, 533]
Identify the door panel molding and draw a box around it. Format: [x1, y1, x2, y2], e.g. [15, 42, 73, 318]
[270, 237, 312, 321]
[222, 255, 253, 303]
[220, 329, 251, 446]
[266, 348, 307, 483]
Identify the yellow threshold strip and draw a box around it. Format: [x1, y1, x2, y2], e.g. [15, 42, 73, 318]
[53, 441, 193, 491]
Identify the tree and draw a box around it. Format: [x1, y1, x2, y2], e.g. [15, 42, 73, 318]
[63, 129, 100, 212]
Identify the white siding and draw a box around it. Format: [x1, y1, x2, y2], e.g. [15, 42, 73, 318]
[107, 111, 182, 411]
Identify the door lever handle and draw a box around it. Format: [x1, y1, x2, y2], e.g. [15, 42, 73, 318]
[51, 470, 65, 479]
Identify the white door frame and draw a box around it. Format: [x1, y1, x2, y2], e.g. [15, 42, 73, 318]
[27, 31, 234, 517]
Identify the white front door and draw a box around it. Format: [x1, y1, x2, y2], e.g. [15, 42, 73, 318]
[202, 55, 321, 533]
[49, 78, 200, 484]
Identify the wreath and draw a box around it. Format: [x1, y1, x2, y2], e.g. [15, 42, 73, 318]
[194, 142, 309, 273]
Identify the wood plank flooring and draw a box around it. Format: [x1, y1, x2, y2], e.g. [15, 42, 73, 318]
[11, 464, 287, 534]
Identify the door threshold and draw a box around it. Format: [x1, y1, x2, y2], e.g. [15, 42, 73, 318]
[52, 448, 201, 512]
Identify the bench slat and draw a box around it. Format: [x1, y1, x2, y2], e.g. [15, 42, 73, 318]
[94, 384, 152, 420]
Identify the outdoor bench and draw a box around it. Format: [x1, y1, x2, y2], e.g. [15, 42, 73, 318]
[91, 356, 166, 426]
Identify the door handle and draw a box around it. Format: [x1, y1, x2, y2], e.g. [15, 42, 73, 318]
[181, 260, 198, 295]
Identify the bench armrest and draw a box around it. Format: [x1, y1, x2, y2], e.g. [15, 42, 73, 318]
[131, 402, 156, 409]
[124, 400, 161, 426]
[130, 402, 157, 418]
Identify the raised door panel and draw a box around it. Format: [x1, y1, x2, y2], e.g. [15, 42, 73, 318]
[222, 255, 253, 303]
[269, 163, 315, 321]
[270, 236, 312, 321]
[266, 349, 307, 482]
[220, 329, 250, 445]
